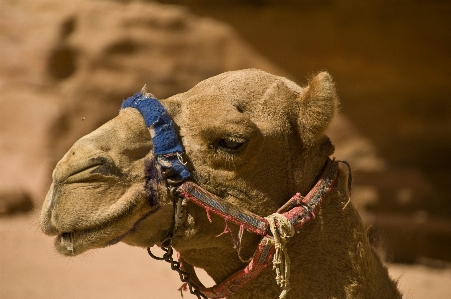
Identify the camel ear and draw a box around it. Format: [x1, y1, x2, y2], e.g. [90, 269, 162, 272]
[297, 72, 338, 146]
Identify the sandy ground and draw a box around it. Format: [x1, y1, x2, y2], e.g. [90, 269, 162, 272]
[1, 211, 450, 299]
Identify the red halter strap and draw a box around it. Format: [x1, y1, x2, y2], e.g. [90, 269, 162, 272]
[176, 159, 340, 298]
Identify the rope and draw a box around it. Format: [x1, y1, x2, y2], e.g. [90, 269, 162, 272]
[265, 213, 295, 299]
[336, 160, 353, 210]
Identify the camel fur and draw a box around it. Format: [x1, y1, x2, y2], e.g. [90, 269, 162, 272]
[40, 69, 401, 298]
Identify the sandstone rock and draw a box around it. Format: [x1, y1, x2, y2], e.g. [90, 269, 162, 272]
[0, 0, 386, 214]
[0, 189, 33, 215]
[0, 83, 62, 208]
[0, 0, 281, 211]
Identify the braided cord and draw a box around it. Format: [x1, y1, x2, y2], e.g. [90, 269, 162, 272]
[265, 213, 295, 299]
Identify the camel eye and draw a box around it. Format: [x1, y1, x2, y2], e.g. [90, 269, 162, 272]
[218, 138, 245, 152]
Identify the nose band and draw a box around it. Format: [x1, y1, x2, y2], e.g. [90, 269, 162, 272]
[121, 87, 191, 182]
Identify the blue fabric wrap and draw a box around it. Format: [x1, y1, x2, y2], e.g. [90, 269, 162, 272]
[121, 91, 190, 181]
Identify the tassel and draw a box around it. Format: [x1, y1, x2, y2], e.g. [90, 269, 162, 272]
[205, 208, 213, 223]
[337, 160, 353, 210]
[265, 213, 295, 299]
[216, 219, 232, 237]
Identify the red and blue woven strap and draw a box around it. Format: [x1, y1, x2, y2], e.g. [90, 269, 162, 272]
[178, 182, 269, 236]
[199, 237, 275, 298]
[176, 159, 339, 298]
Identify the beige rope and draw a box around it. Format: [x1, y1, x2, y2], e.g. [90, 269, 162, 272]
[265, 213, 295, 299]
[141, 84, 155, 98]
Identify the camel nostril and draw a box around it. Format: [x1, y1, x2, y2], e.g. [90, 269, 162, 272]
[54, 153, 121, 184]
[63, 163, 103, 183]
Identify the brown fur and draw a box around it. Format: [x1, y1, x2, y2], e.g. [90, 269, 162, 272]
[40, 69, 401, 298]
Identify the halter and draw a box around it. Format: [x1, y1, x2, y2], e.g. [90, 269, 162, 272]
[176, 159, 339, 299]
[121, 89, 350, 299]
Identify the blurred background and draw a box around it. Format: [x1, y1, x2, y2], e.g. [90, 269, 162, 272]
[1, 0, 450, 298]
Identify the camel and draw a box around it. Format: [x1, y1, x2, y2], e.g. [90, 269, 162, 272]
[40, 69, 401, 298]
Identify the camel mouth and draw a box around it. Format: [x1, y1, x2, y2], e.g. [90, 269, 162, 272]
[54, 224, 113, 256]
[52, 205, 158, 256]
[57, 232, 75, 255]
[54, 228, 111, 256]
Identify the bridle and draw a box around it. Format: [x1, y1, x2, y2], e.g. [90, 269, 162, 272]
[121, 88, 351, 299]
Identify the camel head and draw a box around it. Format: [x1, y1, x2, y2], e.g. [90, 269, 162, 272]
[40, 69, 338, 256]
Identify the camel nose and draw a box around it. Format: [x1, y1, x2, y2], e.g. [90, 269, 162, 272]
[52, 107, 155, 185]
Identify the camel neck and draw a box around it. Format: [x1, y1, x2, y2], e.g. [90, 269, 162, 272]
[173, 159, 341, 298]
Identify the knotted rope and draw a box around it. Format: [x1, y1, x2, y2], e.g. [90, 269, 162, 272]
[265, 213, 295, 299]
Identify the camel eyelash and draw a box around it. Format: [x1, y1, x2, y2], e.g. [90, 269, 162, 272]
[212, 137, 247, 154]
